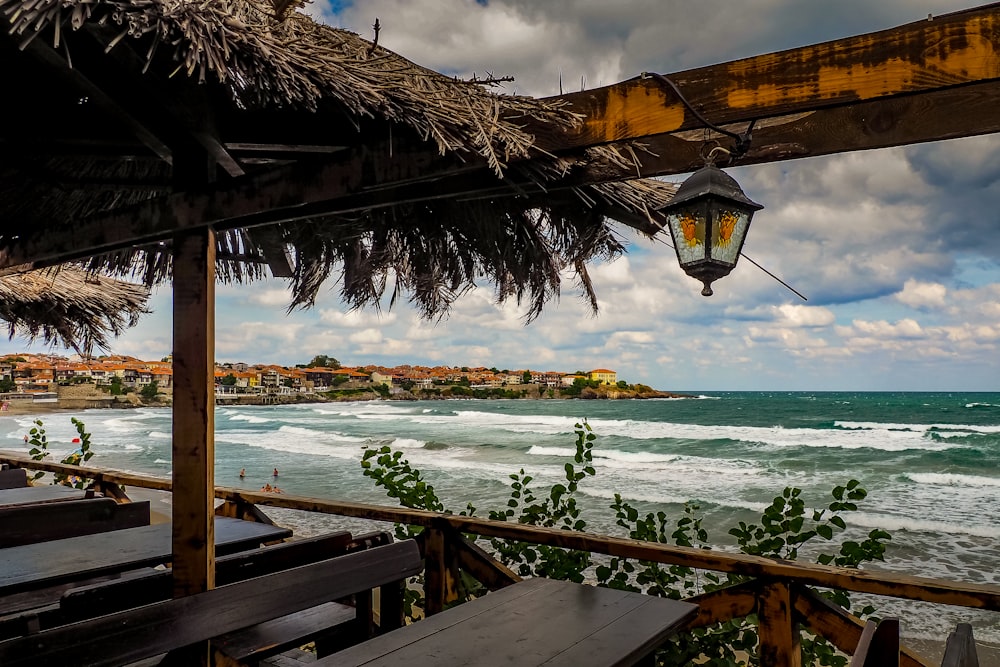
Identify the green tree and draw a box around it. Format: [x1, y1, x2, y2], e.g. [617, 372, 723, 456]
[521, 370, 532, 384]
[616, 380, 628, 389]
[108, 376, 123, 396]
[0, 377, 15, 392]
[221, 373, 238, 386]
[139, 381, 159, 400]
[306, 355, 341, 369]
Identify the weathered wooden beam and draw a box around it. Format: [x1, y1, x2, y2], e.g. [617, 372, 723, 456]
[534, 3, 1000, 150]
[0, 146, 474, 273]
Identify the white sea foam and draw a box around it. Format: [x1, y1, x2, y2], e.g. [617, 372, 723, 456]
[849, 512, 1000, 539]
[147, 431, 171, 440]
[390, 438, 426, 449]
[228, 414, 273, 424]
[123, 444, 143, 451]
[906, 472, 1000, 489]
[837, 420, 1000, 435]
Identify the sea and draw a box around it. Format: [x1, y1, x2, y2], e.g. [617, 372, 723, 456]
[2, 391, 999, 646]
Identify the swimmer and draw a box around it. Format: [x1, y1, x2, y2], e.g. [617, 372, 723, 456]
[239, 468, 246, 479]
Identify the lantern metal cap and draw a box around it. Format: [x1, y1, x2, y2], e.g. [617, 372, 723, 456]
[665, 163, 763, 211]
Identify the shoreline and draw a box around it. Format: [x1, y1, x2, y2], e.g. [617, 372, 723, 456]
[1, 389, 696, 415]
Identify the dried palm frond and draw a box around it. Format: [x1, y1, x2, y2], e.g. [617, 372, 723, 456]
[0, 268, 150, 354]
[0, 0, 678, 323]
[0, 0, 579, 176]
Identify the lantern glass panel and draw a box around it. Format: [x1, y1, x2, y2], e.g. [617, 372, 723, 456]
[666, 208, 707, 265]
[709, 207, 751, 265]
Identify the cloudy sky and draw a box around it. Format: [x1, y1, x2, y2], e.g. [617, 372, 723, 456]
[6, 0, 1000, 391]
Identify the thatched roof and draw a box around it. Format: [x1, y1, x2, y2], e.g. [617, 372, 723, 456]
[0, 0, 675, 321]
[0, 268, 149, 354]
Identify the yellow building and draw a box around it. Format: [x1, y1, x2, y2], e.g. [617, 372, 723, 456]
[589, 368, 618, 385]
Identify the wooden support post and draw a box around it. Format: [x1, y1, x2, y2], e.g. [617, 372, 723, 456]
[423, 520, 463, 616]
[758, 580, 801, 667]
[170, 141, 216, 608]
[423, 525, 447, 617]
[171, 225, 216, 601]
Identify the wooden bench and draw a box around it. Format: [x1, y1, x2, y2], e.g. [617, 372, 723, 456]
[0, 531, 353, 639]
[0, 468, 28, 489]
[58, 530, 367, 619]
[57, 530, 395, 665]
[0, 539, 422, 667]
[0, 498, 150, 548]
[851, 617, 899, 667]
[941, 623, 979, 667]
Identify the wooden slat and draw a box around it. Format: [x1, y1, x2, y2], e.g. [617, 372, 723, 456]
[942, 623, 980, 667]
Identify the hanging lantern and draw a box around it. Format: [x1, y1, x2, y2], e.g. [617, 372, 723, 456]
[660, 163, 763, 296]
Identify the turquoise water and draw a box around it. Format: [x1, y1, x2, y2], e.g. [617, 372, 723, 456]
[3, 391, 999, 642]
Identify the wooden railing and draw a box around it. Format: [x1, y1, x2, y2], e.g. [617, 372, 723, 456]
[3, 453, 996, 667]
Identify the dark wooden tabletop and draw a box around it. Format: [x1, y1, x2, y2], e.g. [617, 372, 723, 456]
[0, 485, 87, 508]
[0, 518, 291, 596]
[323, 577, 697, 667]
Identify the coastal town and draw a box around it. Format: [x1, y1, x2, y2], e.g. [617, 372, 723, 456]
[0, 352, 674, 410]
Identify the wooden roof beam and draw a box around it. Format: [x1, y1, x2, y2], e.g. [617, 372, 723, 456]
[4, 3, 1000, 272]
[534, 3, 1000, 150]
[17, 39, 173, 165]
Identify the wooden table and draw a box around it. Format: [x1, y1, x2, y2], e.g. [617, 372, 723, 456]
[0, 485, 87, 508]
[0, 518, 291, 597]
[324, 577, 698, 667]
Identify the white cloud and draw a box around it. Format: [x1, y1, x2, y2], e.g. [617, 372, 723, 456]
[245, 289, 293, 308]
[319, 310, 398, 328]
[895, 279, 948, 309]
[773, 304, 835, 328]
[848, 319, 924, 339]
[348, 329, 384, 345]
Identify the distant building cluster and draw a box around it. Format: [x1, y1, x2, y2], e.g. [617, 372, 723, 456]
[0, 353, 619, 398]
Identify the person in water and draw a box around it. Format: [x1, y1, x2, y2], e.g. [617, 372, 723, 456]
[261, 483, 273, 492]
[272, 468, 279, 477]
[239, 468, 246, 479]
